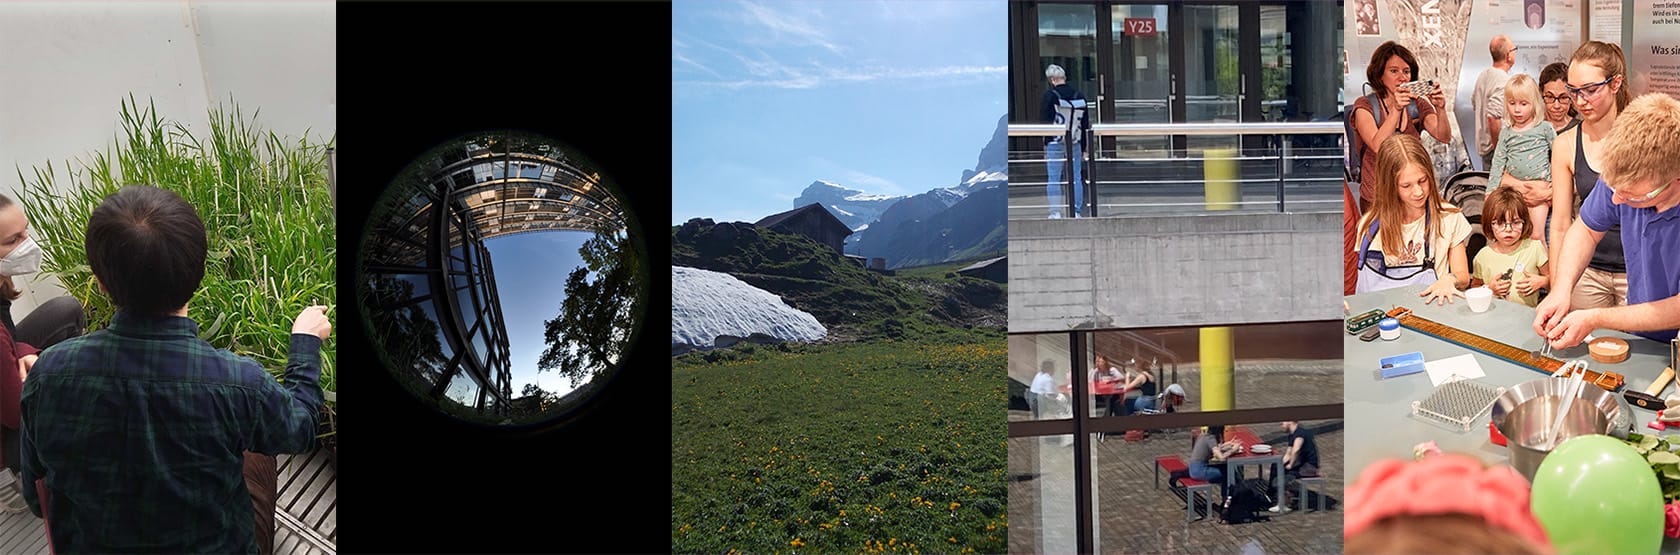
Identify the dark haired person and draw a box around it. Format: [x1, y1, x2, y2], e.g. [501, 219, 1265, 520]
[0, 193, 86, 514]
[1539, 62, 1579, 133]
[19, 185, 332, 553]
[1350, 41, 1452, 211]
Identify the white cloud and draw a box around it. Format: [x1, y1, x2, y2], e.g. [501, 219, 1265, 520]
[673, 2, 1003, 94]
[677, 63, 1004, 91]
[737, 0, 842, 54]
[672, 37, 722, 78]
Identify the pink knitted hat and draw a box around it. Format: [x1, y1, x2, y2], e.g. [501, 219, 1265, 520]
[1345, 454, 1553, 551]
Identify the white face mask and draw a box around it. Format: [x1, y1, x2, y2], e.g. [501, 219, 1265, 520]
[0, 237, 42, 276]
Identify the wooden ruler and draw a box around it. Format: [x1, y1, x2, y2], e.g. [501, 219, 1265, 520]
[1384, 307, 1626, 392]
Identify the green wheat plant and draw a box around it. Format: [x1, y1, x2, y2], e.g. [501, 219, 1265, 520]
[14, 95, 337, 412]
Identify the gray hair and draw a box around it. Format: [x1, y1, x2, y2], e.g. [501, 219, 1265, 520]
[1045, 64, 1066, 81]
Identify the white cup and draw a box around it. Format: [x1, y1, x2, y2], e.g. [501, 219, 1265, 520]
[1466, 286, 1493, 313]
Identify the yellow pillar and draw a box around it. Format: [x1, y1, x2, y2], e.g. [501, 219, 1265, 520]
[1200, 327, 1234, 411]
[1203, 148, 1238, 211]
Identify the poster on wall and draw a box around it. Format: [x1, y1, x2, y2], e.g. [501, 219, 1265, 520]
[1356, 0, 1383, 35]
[1480, 0, 1581, 74]
[1632, 0, 1680, 96]
[1591, 0, 1625, 42]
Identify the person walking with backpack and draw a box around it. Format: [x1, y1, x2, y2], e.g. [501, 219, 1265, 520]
[1349, 41, 1453, 213]
[1042, 64, 1087, 218]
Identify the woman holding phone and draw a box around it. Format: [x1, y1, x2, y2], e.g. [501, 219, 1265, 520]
[1351, 41, 1453, 211]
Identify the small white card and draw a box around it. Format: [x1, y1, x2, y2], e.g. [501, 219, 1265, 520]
[1425, 353, 1487, 386]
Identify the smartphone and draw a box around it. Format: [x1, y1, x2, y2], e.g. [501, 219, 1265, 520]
[1400, 79, 1436, 97]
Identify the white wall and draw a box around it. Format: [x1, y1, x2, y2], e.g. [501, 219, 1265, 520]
[0, 0, 334, 316]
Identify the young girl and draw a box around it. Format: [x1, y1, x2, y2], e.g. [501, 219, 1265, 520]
[1486, 73, 1557, 242]
[1354, 134, 1473, 305]
[1472, 187, 1551, 306]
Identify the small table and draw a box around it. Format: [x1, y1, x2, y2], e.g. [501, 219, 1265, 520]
[1221, 426, 1284, 506]
[1061, 380, 1129, 416]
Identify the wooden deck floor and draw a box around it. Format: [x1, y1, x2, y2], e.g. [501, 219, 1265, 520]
[0, 446, 337, 554]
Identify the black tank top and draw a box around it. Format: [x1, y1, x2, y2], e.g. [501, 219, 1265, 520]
[1139, 375, 1157, 398]
[1575, 124, 1626, 273]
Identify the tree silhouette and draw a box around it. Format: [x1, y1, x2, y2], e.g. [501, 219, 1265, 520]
[363, 276, 449, 392]
[537, 220, 644, 387]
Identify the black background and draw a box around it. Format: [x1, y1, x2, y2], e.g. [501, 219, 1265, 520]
[338, 2, 670, 552]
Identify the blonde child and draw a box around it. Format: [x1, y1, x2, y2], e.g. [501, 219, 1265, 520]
[1354, 134, 1472, 305]
[1473, 187, 1550, 306]
[1486, 73, 1557, 242]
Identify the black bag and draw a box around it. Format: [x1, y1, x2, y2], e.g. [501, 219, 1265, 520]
[1219, 480, 1277, 524]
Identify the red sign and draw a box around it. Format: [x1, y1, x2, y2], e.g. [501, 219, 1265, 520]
[1123, 17, 1158, 36]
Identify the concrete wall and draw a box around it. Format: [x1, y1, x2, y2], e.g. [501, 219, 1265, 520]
[1008, 211, 1340, 333]
[0, 1, 334, 316]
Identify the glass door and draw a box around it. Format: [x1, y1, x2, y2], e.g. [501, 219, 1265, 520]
[1037, 4, 1100, 121]
[1107, 4, 1171, 154]
[1181, 4, 1242, 152]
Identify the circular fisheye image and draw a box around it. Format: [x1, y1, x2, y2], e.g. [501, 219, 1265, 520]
[357, 130, 646, 428]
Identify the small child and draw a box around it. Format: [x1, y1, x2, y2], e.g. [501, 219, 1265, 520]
[1486, 73, 1557, 242]
[1473, 187, 1550, 306]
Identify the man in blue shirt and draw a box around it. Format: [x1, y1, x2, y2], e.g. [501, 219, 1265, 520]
[19, 185, 331, 553]
[1535, 92, 1680, 347]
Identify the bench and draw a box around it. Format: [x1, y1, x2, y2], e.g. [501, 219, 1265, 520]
[1156, 456, 1217, 522]
[1154, 456, 1187, 489]
[1294, 474, 1327, 512]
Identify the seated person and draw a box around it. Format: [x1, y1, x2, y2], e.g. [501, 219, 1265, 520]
[0, 194, 87, 513]
[19, 185, 332, 553]
[1119, 360, 1158, 415]
[1189, 424, 1244, 505]
[1091, 355, 1123, 416]
[1272, 420, 1321, 512]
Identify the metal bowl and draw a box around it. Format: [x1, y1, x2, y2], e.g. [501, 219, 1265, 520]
[1491, 377, 1624, 481]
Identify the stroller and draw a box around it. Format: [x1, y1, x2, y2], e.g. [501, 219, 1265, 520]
[1439, 168, 1490, 263]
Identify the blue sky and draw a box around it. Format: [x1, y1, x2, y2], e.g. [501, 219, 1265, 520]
[483, 230, 592, 398]
[671, 0, 1007, 226]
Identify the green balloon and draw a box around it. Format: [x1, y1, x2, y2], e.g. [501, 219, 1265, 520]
[1530, 434, 1665, 555]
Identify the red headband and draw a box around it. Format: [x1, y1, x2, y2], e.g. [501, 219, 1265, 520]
[1345, 454, 1553, 551]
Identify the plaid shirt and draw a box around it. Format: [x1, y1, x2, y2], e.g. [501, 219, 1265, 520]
[19, 312, 323, 553]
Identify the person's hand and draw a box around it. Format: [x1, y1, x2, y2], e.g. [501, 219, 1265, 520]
[1394, 87, 1414, 111]
[1546, 308, 1599, 349]
[1487, 114, 1501, 135]
[1516, 274, 1547, 297]
[1429, 83, 1447, 109]
[291, 305, 332, 340]
[18, 354, 37, 381]
[1533, 291, 1571, 338]
[1489, 276, 1513, 298]
[1419, 278, 1463, 305]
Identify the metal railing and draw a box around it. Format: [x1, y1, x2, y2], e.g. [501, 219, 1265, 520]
[1008, 121, 1343, 219]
